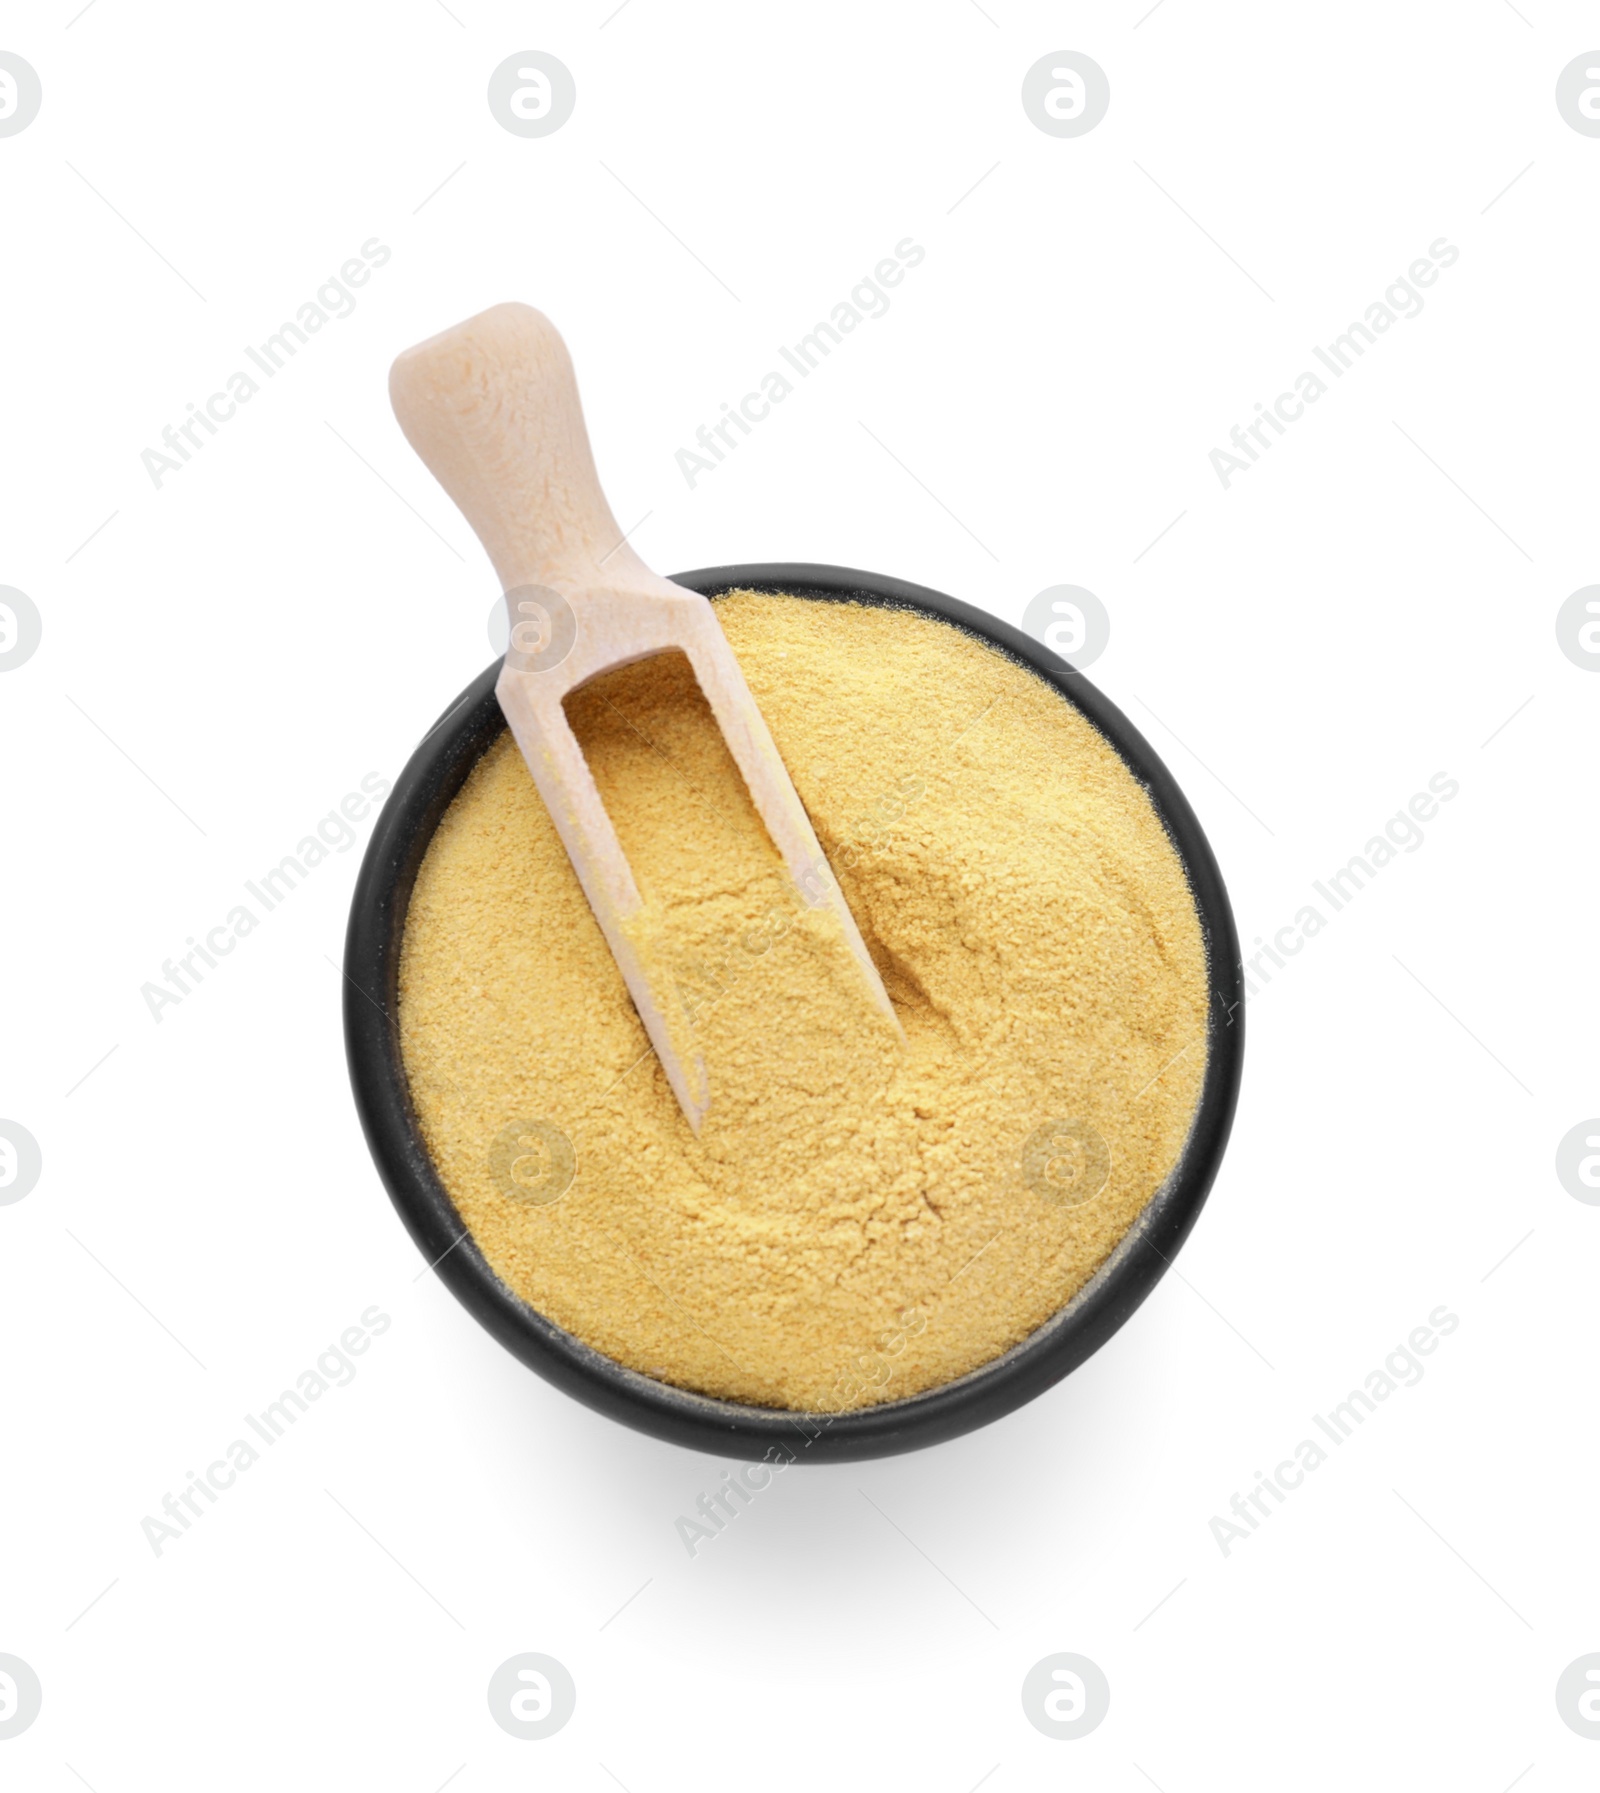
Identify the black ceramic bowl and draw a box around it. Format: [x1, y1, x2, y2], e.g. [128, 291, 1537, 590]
[344, 563, 1243, 1462]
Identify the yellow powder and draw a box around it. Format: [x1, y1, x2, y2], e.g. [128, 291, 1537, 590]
[398, 593, 1209, 1411]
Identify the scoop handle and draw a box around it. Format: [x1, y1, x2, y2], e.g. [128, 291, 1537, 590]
[389, 301, 657, 597]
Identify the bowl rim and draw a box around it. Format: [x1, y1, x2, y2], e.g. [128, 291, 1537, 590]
[342, 562, 1244, 1463]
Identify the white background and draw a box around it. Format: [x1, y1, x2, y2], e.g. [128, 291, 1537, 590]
[2, 2, 1596, 1787]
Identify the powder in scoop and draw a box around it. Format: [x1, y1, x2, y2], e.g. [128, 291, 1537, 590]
[398, 592, 1209, 1411]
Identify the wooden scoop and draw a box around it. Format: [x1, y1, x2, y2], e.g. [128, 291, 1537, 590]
[389, 302, 898, 1133]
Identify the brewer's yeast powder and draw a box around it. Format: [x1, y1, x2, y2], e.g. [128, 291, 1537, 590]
[399, 593, 1208, 1411]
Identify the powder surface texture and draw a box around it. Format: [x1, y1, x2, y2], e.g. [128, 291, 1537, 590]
[398, 593, 1209, 1411]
